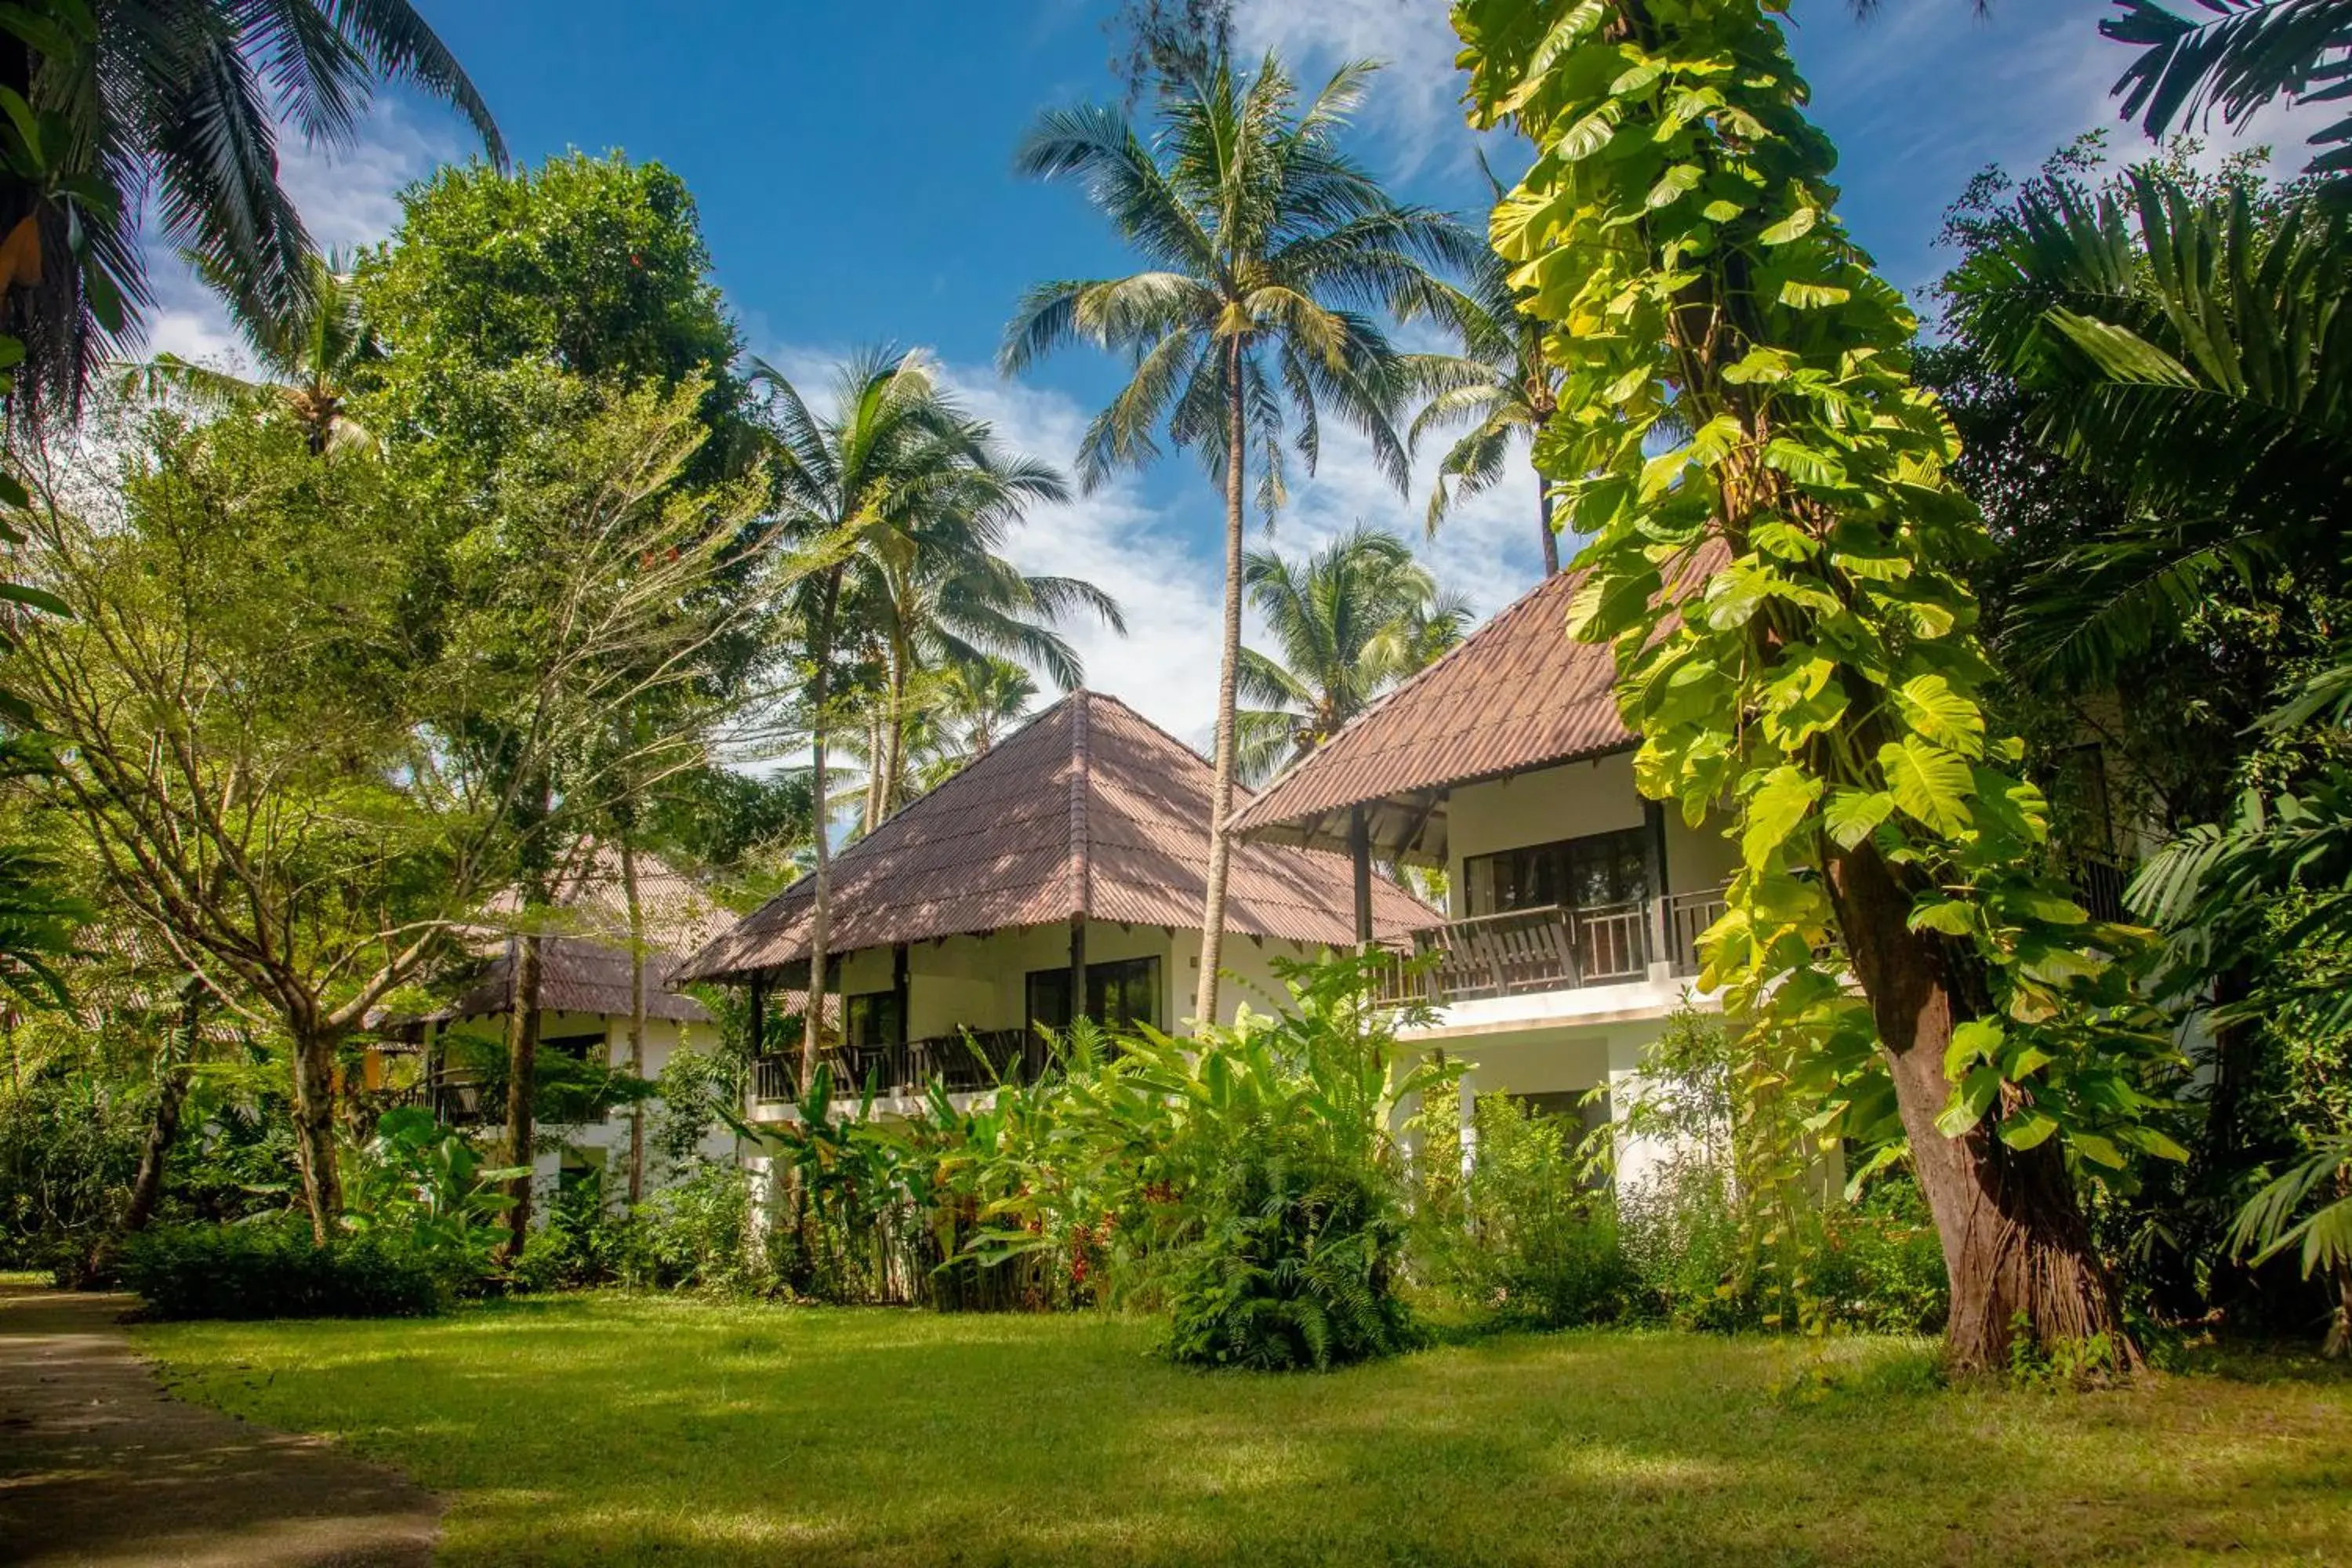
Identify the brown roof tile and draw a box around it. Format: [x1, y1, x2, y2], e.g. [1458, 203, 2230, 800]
[676, 691, 1436, 982]
[1228, 545, 1724, 861]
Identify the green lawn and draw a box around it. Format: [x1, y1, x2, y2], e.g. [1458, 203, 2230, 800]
[136, 1294, 2352, 1567]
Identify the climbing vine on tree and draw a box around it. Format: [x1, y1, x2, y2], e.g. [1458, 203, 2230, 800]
[1454, 0, 2183, 1371]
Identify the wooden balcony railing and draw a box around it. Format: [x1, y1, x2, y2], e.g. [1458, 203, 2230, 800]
[1374, 885, 1732, 1007]
[751, 1028, 1040, 1106]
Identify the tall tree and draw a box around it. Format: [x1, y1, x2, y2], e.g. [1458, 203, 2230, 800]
[21, 382, 773, 1241]
[1409, 160, 1570, 576]
[0, 0, 501, 423]
[360, 151, 763, 1245]
[1236, 525, 1468, 784]
[1003, 52, 1472, 1028]
[750, 348, 1065, 1090]
[1458, 0, 2182, 1371]
[833, 452, 1113, 825]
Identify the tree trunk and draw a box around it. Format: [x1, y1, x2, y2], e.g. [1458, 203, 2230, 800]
[863, 706, 887, 834]
[1192, 334, 1247, 1032]
[502, 931, 545, 1262]
[622, 833, 648, 1208]
[288, 1017, 343, 1244]
[1534, 459, 1559, 578]
[804, 564, 844, 1094]
[1825, 838, 2132, 1374]
[87, 980, 203, 1278]
[881, 641, 909, 821]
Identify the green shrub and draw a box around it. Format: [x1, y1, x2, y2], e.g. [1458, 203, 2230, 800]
[1162, 1142, 1418, 1370]
[1415, 1092, 1639, 1328]
[1817, 1180, 1950, 1335]
[1618, 1160, 1758, 1332]
[121, 1222, 448, 1319]
[630, 1163, 775, 1296]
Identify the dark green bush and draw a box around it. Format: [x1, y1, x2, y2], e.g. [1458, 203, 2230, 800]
[120, 1222, 448, 1319]
[1162, 1141, 1420, 1371]
[1816, 1180, 1950, 1335]
[1415, 1093, 1641, 1328]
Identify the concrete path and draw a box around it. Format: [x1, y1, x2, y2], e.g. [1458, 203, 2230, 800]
[0, 1284, 440, 1567]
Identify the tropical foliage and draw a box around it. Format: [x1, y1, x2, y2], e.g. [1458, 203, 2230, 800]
[1236, 525, 1468, 784]
[1454, 0, 2181, 1370]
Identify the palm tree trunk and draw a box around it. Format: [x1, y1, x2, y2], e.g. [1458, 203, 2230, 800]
[881, 638, 910, 820]
[863, 706, 887, 833]
[803, 564, 844, 1094]
[621, 832, 648, 1208]
[502, 928, 545, 1261]
[1193, 334, 1247, 1031]
[1535, 466, 1559, 578]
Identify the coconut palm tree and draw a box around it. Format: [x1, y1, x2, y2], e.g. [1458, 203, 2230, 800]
[931, 655, 1038, 764]
[1407, 161, 1568, 577]
[1235, 525, 1468, 785]
[838, 473, 1120, 823]
[115, 250, 383, 454]
[0, 0, 502, 423]
[750, 347, 1070, 1088]
[1002, 50, 1473, 1027]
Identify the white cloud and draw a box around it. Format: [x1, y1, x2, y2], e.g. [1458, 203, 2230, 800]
[1230, 0, 1479, 179]
[942, 365, 1232, 750]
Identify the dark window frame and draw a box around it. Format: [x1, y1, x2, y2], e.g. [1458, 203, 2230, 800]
[845, 989, 904, 1050]
[1461, 826, 1653, 917]
[1025, 954, 1161, 1033]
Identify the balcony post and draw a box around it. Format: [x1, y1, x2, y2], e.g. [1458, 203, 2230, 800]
[748, 970, 764, 1058]
[1348, 805, 1374, 949]
[1643, 799, 1671, 978]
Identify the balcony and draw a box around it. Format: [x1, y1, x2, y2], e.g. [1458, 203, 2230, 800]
[751, 1027, 1041, 1108]
[1376, 887, 1728, 1007]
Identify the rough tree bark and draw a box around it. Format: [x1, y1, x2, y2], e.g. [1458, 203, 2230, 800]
[1826, 837, 2133, 1371]
[288, 1014, 343, 1245]
[1192, 332, 1247, 1031]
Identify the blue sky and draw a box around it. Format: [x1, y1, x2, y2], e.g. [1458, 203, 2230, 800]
[146, 0, 2318, 746]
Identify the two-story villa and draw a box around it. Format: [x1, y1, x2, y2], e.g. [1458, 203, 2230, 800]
[1229, 561, 1734, 1185]
[676, 689, 1436, 1119]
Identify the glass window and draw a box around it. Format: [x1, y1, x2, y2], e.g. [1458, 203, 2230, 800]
[846, 990, 902, 1049]
[1025, 956, 1160, 1032]
[1463, 827, 1650, 916]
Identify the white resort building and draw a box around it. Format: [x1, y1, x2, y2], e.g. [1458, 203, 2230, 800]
[1229, 564, 1737, 1187]
[674, 689, 1436, 1119]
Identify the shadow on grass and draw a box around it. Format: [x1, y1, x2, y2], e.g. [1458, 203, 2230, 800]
[137, 1294, 2352, 1568]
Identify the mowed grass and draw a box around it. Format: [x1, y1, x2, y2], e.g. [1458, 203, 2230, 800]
[136, 1294, 2352, 1567]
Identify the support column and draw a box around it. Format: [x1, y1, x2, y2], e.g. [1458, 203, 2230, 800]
[1457, 1069, 1479, 1185]
[748, 971, 765, 1057]
[1068, 914, 1088, 1026]
[1643, 798, 1672, 979]
[1348, 805, 1374, 949]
